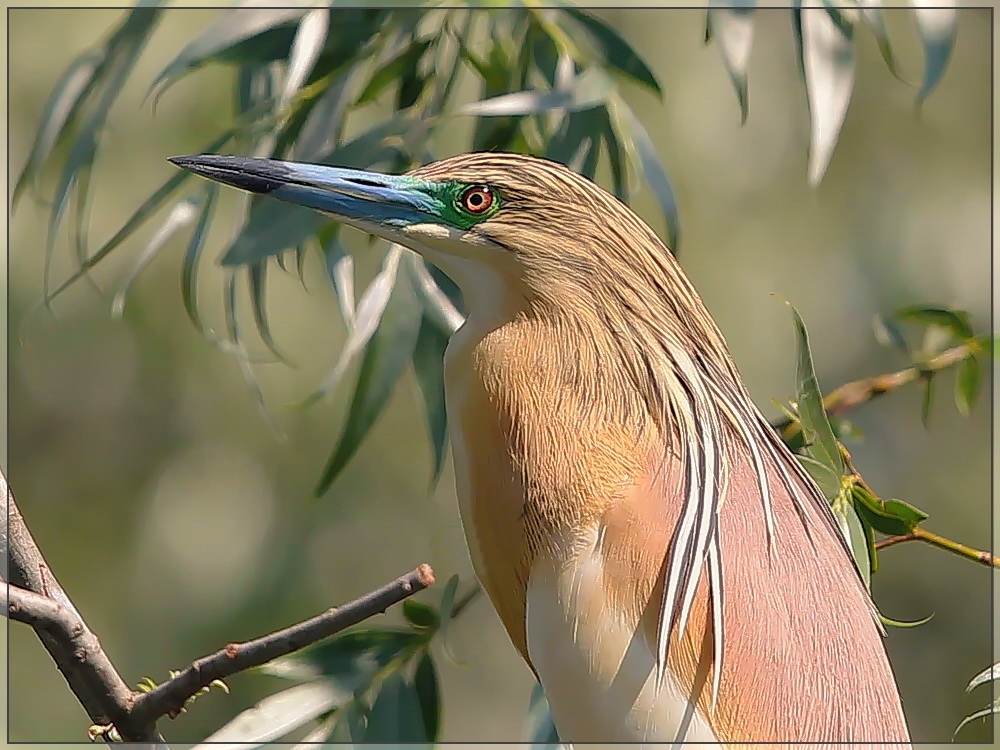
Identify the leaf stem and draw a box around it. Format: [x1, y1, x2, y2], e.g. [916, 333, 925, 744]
[875, 526, 997, 568]
[776, 340, 979, 440]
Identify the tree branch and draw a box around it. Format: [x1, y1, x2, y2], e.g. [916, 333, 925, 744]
[774, 341, 978, 439]
[3, 466, 435, 742]
[1, 468, 167, 746]
[128, 564, 435, 728]
[875, 527, 997, 568]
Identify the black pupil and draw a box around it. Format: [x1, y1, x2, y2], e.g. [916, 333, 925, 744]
[465, 188, 489, 211]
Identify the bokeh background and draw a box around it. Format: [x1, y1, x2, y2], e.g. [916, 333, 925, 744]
[6, 5, 993, 744]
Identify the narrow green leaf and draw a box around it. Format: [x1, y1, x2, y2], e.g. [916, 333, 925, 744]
[880, 611, 934, 629]
[322, 231, 357, 327]
[412, 317, 450, 485]
[221, 201, 326, 268]
[59, 127, 236, 296]
[561, 8, 663, 98]
[894, 305, 973, 339]
[435, 574, 462, 665]
[912, 2, 957, 103]
[529, 21, 561, 87]
[546, 108, 601, 171]
[798, 4, 856, 185]
[358, 39, 433, 107]
[148, 7, 306, 101]
[834, 502, 871, 589]
[181, 183, 219, 335]
[315, 268, 422, 496]
[707, 1, 755, 124]
[966, 662, 999, 693]
[279, 9, 329, 112]
[223, 269, 280, 433]
[862, 502, 877, 573]
[413, 652, 442, 742]
[13, 50, 103, 207]
[612, 102, 681, 251]
[787, 302, 846, 477]
[402, 600, 440, 631]
[264, 628, 422, 684]
[294, 65, 361, 162]
[296, 244, 401, 410]
[290, 712, 338, 748]
[248, 261, 294, 365]
[598, 107, 628, 202]
[46, 6, 163, 299]
[438, 575, 460, 623]
[883, 498, 928, 525]
[871, 313, 909, 353]
[459, 66, 613, 117]
[407, 253, 464, 335]
[236, 62, 272, 117]
[954, 698, 1000, 738]
[328, 704, 364, 744]
[363, 673, 429, 744]
[853, 486, 917, 537]
[796, 454, 842, 502]
[111, 197, 201, 318]
[857, 2, 906, 82]
[198, 681, 349, 745]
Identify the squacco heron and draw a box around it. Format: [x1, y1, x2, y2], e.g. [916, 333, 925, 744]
[172, 152, 910, 746]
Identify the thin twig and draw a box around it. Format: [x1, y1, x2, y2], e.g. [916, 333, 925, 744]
[875, 527, 997, 568]
[775, 341, 978, 439]
[1, 469, 167, 746]
[129, 564, 435, 727]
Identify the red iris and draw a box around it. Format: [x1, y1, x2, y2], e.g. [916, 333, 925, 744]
[460, 185, 494, 214]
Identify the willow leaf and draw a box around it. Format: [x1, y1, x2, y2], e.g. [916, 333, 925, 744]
[296, 244, 401, 411]
[912, 2, 957, 103]
[194, 681, 350, 748]
[148, 5, 306, 102]
[315, 264, 421, 496]
[248, 261, 295, 365]
[798, 4, 855, 185]
[45, 5, 163, 300]
[412, 315, 450, 485]
[707, 1, 755, 123]
[788, 301, 845, 477]
[181, 183, 219, 335]
[561, 8, 663, 98]
[112, 197, 200, 318]
[13, 50, 103, 207]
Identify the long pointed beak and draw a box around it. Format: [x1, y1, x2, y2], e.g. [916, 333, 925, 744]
[168, 155, 440, 231]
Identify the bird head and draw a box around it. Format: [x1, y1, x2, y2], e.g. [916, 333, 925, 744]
[169, 152, 675, 321]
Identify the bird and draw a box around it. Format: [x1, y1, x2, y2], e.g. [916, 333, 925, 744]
[171, 151, 911, 747]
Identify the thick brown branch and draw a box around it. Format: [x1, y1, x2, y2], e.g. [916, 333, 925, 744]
[1, 469, 166, 746]
[129, 564, 435, 727]
[5, 583, 78, 629]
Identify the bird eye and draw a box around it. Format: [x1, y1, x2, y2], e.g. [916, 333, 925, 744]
[458, 185, 495, 215]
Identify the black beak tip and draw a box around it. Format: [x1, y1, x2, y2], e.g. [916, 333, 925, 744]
[166, 154, 288, 195]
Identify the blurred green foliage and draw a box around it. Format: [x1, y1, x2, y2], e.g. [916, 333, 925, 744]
[7, 4, 992, 744]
